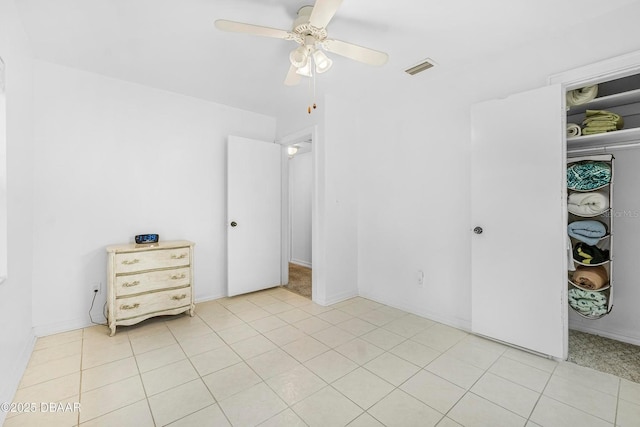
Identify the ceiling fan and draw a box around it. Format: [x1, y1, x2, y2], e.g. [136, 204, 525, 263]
[214, 0, 389, 86]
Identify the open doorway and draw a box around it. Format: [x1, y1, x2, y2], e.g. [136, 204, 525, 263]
[280, 127, 314, 300]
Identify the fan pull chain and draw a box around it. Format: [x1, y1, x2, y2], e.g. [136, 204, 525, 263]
[307, 53, 317, 114]
[313, 66, 317, 111]
[308, 72, 312, 114]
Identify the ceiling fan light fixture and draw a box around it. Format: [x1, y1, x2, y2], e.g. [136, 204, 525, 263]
[287, 146, 299, 157]
[296, 61, 312, 77]
[289, 46, 309, 68]
[312, 49, 333, 73]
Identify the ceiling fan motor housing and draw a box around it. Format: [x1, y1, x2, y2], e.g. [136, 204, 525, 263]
[292, 5, 327, 42]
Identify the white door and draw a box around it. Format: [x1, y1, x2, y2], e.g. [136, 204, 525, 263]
[227, 136, 281, 296]
[471, 84, 567, 358]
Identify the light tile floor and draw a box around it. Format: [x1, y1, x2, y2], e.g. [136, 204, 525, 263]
[5, 287, 640, 427]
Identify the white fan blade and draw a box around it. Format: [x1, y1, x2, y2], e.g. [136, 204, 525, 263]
[284, 65, 302, 86]
[323, 39, 388, 66]
[214, 19, 292, 39]
[309, 0, 343, 28]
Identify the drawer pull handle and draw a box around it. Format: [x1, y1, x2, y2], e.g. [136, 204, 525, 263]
[170, 273, 186, 280]
[122, 281, 140, 287]
[171, 253, 188, 260]
[171, 294, 187, 301]
[120, 303, 140, 310]
[122, 259, 140, 265]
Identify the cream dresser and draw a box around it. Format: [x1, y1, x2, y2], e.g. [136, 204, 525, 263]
[106, 240, 195, 336]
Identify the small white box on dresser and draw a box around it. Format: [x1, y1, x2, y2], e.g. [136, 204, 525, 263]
[106, 240, 195, 336]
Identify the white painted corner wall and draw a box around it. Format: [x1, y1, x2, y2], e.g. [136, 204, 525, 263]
[0, 0, 37, 420]
[353, 1, 640, 331]
[30, 61, 276, 334]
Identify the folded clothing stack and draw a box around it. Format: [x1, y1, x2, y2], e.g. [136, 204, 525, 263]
[573, 242, 609, 265]
[568, 220, 607, 245]
[567, 161, 611, 191]
[572, 265, 609, 290]
[567, 191, 609, 216]
[582, 109, 624, 135]
[568, 288, 608, 316]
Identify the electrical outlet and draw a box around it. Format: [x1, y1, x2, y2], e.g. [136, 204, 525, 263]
[417, 270, 424, 286]
[92, 282, 101, 294]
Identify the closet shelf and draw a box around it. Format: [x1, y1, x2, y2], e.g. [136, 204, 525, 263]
[568, 234, 611, 242]
[568, 127, 640, 149]
[572, 259, 610, 267]
[568, 279, 610, 292]
[567, 88, 640, 115]
[569, 208, 611, 218]
[568, 183, 610, 192]
[570, 305, 610, 320]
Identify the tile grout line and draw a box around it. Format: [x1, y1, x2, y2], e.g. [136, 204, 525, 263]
[164, 315, 235, 427]
[613, 378, 621, 427]
[18, 290, 635, 427]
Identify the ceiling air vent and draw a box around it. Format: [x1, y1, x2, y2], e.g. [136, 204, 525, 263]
[405, 58, 435, 75]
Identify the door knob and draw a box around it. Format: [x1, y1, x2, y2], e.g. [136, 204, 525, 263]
[230, 221, 237, 227]
[473, 226, 483, 234]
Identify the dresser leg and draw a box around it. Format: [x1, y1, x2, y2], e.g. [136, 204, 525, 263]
[109, 324, 116, 337]
[189, 305, 195, 317]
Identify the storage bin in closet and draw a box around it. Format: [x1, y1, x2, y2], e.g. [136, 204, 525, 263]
[566, 154, 614, 319]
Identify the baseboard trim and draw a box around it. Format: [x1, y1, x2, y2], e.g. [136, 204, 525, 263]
[358, 292, 471, 332]
[33, 317, 93, 337]
[569, 323, 640, 346]
[33, 294, 228, 338]
[0, 330, 36, 426]
[290, 259, 312, 269]
[195, 294, 227, 303]
[315, 289, 358, 306]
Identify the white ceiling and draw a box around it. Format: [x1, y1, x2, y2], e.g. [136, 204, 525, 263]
[14, 0, 639, 117]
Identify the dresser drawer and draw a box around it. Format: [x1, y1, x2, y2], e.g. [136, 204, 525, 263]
[115, 267, 190, 297]
[114, 247, 191, 274]
[115, 287, 192, 320]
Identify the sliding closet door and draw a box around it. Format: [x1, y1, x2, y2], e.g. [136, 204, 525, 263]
[471, 84, 567, 358]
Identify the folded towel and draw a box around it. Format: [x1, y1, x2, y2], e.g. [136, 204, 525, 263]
[572, 265, 609, 290]
[567, 161, 611, 191]
[568, 191, 609, 216]
[568, 287, 608, 316]
[581, 110, 624, 135]
[568, 220, 607, 245]
[567, 123, 582, 138]
[583, 127, 616, 135]
[583, 123, 619, 131]
[584, 109, 624, 127]
[567, 85, 598, 107]
[573, 242, 609, 264]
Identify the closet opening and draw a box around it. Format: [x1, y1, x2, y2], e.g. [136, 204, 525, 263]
[564, 70, 640, 383]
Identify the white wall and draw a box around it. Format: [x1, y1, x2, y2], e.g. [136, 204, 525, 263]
[31, 61, 276, 334]
[353, 2, 640, 329]
[320, 95, 359, 304]
[0, 0, 36, 419]
[289, 151, 312, 267]
[356, 85, 472, 328]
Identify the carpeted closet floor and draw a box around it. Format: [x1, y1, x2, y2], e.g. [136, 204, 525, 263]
[285, 263, 312, 299]
[568, 329, 640, 383]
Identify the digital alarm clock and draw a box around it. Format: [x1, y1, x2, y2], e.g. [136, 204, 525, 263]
[135, 234, 159, 244]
